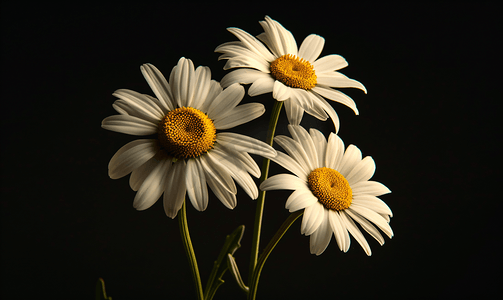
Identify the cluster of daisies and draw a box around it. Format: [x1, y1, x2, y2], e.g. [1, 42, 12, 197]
[102, 16, 392, 256]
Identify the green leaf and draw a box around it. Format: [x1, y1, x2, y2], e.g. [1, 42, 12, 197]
[95, 278, 112, 300]
[203, 225, 245, 300]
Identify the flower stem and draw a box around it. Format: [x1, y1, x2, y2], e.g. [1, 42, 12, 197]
[178, 200, 204, 300]
[248, 100, 283, 284]
[248, 211, 304, 300]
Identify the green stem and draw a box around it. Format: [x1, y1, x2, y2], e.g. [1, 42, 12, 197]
[248, 211, 304, 300]
[179, 200, 204, 300]
[248, 100, 283, 284]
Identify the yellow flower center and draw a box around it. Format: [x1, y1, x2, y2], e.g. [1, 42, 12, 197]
[270, 54, 317, 90]
[158, 107, 216, 159]
[308, 167, 352, 211]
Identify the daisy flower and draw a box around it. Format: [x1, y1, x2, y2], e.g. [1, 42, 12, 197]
[215, 16, 367, 132]
[102, 57, 276, 218]
[260, 125, 392, 255]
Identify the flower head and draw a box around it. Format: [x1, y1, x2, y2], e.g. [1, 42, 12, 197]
[215, 16, 367, 133]
[102, 57, 276, 218]
[260, 125, 392, 255]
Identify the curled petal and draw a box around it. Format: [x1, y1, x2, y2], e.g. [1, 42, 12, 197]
[220, 69, 271, 88]
[272, 80, 291, 101]
[260, 174, 307, 191]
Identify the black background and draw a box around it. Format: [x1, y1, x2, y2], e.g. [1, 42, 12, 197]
[1, 2, 501, 299]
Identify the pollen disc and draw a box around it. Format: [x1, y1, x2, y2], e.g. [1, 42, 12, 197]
[308, 167, 352, 211]
[270, 54, 317, 90]
[158, 107, 216, 159]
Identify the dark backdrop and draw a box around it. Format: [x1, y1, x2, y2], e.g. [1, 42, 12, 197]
[1, 2, 501, 299]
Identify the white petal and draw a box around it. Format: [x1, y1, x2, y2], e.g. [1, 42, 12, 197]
[274, 135, 313, 174]
[213, 103, 265, 130]
[288, 125, 317, 170]
[381, 213, 391, 223]
[206, 174, 237, 209]
[206, 83, 245, 119]
[129, 153, 163, 191]
[199, 80, 222, 113]
[212, 145, 260, 178]
[340, 210, 372, 256]
[310, 92, 340, 133]
[317, 73, 367, 94]
[108, 139, 159, 179]
[338, 145, 363, 177]
[328, 210, 350, 252]
[211, 148, 259, 199]
[256, 32, 273, 53]
[188, 66, 212, 110]
[303, 93, 328, 121]
[260, 174, 307, 191]
[113, 89, 165, 120]
[112, 99, 133, 116]
[272, 80, 291, 101]
[248, 76, 275, 97]
[229, 166, 258, 199]
[217, 132, 276, 159]
[140, 63, 175, 112]
[216, 42, 272, 71]
[223, 56, 271, 73]
[226, 27, 276, 62]
[101, 115, 158, 136]
[220, 69, 270, 88]
[270, 151, 308, 181]
[352, 194, 393, 217]
[349, 205, 394, 238]
[313, 54, 348, 73]
[285, 189, 318, 212]
[289, 88, 313, 110]
[345, 208, 385, 246]
[325, 132, 345, 170]
[258, 20, 281, 57]
[133, 155, 170, 211]
[345, 156, 376, 185]
[215, 40, 242, 51]
[163, 160, 187, 219]
[283, 95, 304, 125]
[310, 215, 332, 255]
[312, 86, 359, 115]
[301, 203, 325, 236]
[259, 16, 298, 56]
[185, 158, 208, 211]
[351, 181, 391, 196]
[200, 152, 237, 194]
[298, 34, 325, 63]
[170, 57, 195, 108]
[309, 128, 327, 168]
